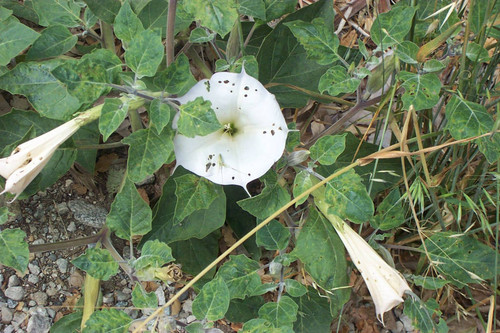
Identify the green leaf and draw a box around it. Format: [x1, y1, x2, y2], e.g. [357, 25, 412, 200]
[170, 232, 219, 281]
[256, 219, 290, 251]
[0, 16, 39, 66]
[133, 239, 174, 272]
[153, 53, 197, 95]
[310, 133, 346, 165]
[122, 127, 175, 182]
[26, 25, 77, 60]
[106, 176, 152, 240]
[371, 188, 405, 230]
[0, 63, 81, 120]
[258, 296, 298, 328]
[132, 282, 158, 308]
[445, 95, 494, 140]
[50, 311, 82, 333]
[293, 289, 333, 333]
[0, 5, 12, 20]
[478, 132, 500, 164]
[114, 0, 144, 45]
[318, 66, 361, 96]
[292, 208, 349, 314]
[225, 296, 265, 323]
[125, 29, 164, 78]
[71, 248, 119, 280]
[99, 98, 129, 141]
[174, 174, 221, 223]
[468, 0, 489, 35]
[238, 171, 290, 219]
[82, 308, 131, 333]
[177, 97, 222, 138]
[216, 254, 261, 299]
[189, 27, 216, 43]
[292, 169, 313, 206]
[192, 278, 230, 321]
[423, 59, 445, 73]
[370, 6, 416, 47]
[141, 169, 226, 244]
[241, 319, 279, 333]
[237, 0, 265, 20]
[0, 228, 29, 272]
[285, 18, 340, 66]
[394, 41, 419, 64]
[74, 121, 99, 173]
[423, 232, 500, 287]
[398, 71, 441, 111]
[83, 0, 121, 23]
[263, 0, 296, 21]
[0, 0, 39, 23]
[0, 207, 13, 225]
[324, 169, 374, 223]
[32, 0, 81, 26]
[403, 297, 438, 333]
[149, 99, 174, 134]
[284, 279, 306, 297]
[408, 274, 449, 290]
[182, 0, 238, 38]
[138, 0, 192, 33]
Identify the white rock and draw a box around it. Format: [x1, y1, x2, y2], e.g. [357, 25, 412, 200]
[5, 286, 24, 301]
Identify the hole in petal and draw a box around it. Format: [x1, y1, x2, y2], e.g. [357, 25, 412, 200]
[232, 176, 235, 180]
[218, 81, 222, 83]
[13, 148, 20, 154]
[244, 86, 249, 90]
[244, 94, 248, 97]
[271, 130, 275, 136]
[263, 131, 267, 134]
[278, 127, 282, 130]
[224, 80, 229, 84]
[247, 173, 251, 176]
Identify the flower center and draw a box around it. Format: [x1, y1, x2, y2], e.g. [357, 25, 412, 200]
[222, 122, 238, 136]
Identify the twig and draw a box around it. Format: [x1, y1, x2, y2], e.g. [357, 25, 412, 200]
[166, 0, 177, 66]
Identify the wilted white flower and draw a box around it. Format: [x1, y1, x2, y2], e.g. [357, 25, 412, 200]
[334, 221, 411, 324]
[0, 111, 96, 200]
[173, 69, 288, 191]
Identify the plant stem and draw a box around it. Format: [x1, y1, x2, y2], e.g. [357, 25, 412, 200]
[166, 0, 177, 66]
[185, 47, 213, 79]
[101, 21, 115, 52]
[29, 229, 105, 253]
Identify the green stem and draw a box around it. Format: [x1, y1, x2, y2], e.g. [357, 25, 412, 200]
[29, 229, 105, 253]
[185, 47, 213, 79]
[101, 21, 115, 52]
[166, 0, 177, 66]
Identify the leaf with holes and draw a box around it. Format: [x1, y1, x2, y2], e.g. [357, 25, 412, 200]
[398, 71, 441, 111]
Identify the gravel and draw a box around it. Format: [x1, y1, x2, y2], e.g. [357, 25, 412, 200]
[67, 199, 107, 228]
[4, 287, 25, 301]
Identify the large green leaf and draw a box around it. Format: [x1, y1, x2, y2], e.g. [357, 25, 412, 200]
[153, 53, 197, 95]
[424, 232, 500, 287]
[285, 18, 340, 65]
[32, 0, 81, 26]
[74, 121, 99, 173]
[82, 309, 131, 333]
[258, 296, 298, 328]
[225, 296, 265, 323]
[309, 133, 346, 165]
[370, 6, 416, 47]
[182, 0, 238, 38]
[371, 188, 405, 230]
[238, 171, 290, 219]
[106, 176, 152, 240]
[0, 16, 39, 66]
[50, 311, 82, 333]
[0, 228, 29, 272]
[292, 169, 313, 206]
[173, 174, 221, 223]
[83, 0, 121, 23]
[132, 239, 174, 272]
[293, 289, 334, 333]
[257, 0, 335, 107]
[141, 168, 226, 244]
[398, 71, 441, 111]
[125, 29, 164, 78]
[114, 0, 144, 45]
[324, 169, 374, 223]
[0, 62, 81, 120]
[216, 255, 262, 299]
[177, 97, 222, 137]
[26, 25, 77, 60]
[71, 248, 119, 280]
[192, 278, 230, 321]
[138, 0, 192, 34]
[148, 99, 175, 134]
[0, 0, 39, 23]
[292, 208, 349, 316]
[256, 219, 290, 251]
[237, 0, 265, 20]
[263, 0, 296, 21]
[318, 66, 361, 96]
[99, 98, 129, 142]
[445, 95, 494, 139]
[403, 298, 440, 333]
[122, 127, 175, 182]
[394, 41, 419, 64]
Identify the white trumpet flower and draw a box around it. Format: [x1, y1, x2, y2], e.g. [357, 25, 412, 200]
[173, 69, 288, 191]
[0, 110, 98, 200]
[334, 219, 411, 324]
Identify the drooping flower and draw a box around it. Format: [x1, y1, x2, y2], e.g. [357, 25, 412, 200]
[172, 69, 288, 191]
[334, 221, 411, 324]
[0, 110, 98, 200]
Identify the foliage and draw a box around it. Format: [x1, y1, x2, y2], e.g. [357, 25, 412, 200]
[0, 0, 498, 332]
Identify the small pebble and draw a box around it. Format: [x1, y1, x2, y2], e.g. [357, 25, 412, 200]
[32, 291, 48, 306]
[1, 306, 13, 324]
[28, 274, 39, 284]
[7, 275, 20, 288]
[56, 202, 69, 215]
[27, 312, 51, 333]
[115, 290, 131, 302]
[67, 221, 76, 232]
[5, 286, 25, 301]
[28, 264, 41, 276]
[6, 299, 18, 309]
[103, 293, 114, 304]
[55, 258, 68, 274]
[186, 315, 196, 324]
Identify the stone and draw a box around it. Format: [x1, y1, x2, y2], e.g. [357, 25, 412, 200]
[28, 274, 39, 284]
[27, 312, 51, 333]
[103, 293, 114, 304]
[5, 287, 25, 301]
[400, 314, 414, 332]
[32, 292, 48, 306]
[7, 275, 20, 287]
[68, 199, 107, 228]
[115, 290, 131, 302]
[11, 311, 27, 327]
[1, 306, 13, 323]
[67, 221, 77, 232]
[55, 258, 68, 274]
[28, 264, 41, 276]
[55, 202, 69, 215]
[182, 299, 193, 314]
[3, 325, 15, 333]
[186, 315, 196, 324]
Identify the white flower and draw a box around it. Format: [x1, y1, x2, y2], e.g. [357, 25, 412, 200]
[0, 116, 84, 200]
[334, 221, 411, 324]
[173, 69, 288, 191]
